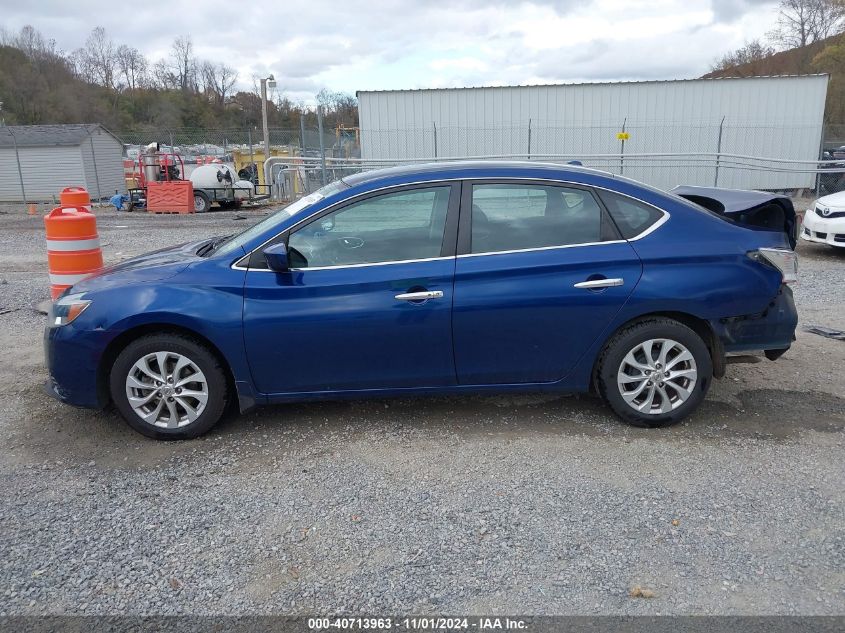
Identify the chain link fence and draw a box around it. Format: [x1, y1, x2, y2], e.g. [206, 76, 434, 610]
[823, 124, 845, 149]
[109, 122, 845, 202]
[116, 127, 348, 161]
[360, 120, 832, 192]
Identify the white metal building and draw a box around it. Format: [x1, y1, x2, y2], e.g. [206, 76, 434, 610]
[0, 124, 125, 202]
[357, 75, 829, 190]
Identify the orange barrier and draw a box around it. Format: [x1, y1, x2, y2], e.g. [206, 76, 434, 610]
[59, 186, 91, 211]
[146, 180, 195, 214]
[44, 205, 104, 299]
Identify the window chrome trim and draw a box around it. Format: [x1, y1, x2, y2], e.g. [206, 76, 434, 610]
[625, 209, 670, 241]
[232, 176, 671, 272]
[288, 255, 454, 272]
[571, 182, 670, 241]
[570, 182, 670, 241]
[456, 239, 627, 259]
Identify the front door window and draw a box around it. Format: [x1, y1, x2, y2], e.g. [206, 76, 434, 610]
[288, 186, 452, 268]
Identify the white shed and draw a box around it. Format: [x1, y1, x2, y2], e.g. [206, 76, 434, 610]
[0, 124, 125, 202]
[357, 75, 829, 190]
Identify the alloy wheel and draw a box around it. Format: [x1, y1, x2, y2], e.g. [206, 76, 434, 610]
[125, 351, 209, 428]
[616, 338, 698, 415]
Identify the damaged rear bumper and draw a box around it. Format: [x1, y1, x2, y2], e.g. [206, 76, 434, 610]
[710, 284, 798, 356]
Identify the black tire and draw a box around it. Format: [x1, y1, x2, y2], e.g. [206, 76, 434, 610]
[193, 191, 211, 213]
[596, 318, 712, 428]
[109, 334, 229, 439]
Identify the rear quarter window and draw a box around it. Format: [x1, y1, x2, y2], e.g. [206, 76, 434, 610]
[598, 190, 664, 239]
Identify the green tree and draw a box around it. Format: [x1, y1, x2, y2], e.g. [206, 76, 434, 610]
[0, 24, 356, 134]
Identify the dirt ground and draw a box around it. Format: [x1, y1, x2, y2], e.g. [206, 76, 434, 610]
[0, 201, 843, 615]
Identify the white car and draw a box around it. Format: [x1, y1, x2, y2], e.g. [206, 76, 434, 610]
[802, 191, 845, 247]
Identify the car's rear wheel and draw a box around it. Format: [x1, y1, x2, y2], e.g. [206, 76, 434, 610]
[109, 334, 228, 439]
[596, 318, 712, 428]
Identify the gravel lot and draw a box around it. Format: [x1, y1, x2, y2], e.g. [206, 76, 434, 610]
[0, 201, 842, 616]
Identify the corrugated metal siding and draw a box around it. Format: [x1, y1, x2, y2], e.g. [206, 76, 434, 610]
[361, 77, 827, 126]
[358, 76, 829, 189]
[0, 126, 125, 202]
[81, 128, 125, 199]
[0, 146, 85, 202]
[0, 151, 25, 201]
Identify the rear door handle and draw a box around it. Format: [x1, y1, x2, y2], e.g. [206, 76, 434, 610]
[574, 278, 624, 289]
[395, 290, 444, 301]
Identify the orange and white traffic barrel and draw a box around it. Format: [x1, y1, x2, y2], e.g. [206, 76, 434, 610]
[59, 186, 91, 211]
[44, 206, 103, 299]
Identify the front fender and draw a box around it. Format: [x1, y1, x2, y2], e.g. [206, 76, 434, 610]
[75, 257, 256, 409]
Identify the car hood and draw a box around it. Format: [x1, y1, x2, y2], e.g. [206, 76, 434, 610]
[816, 190, 845, 209]
[70, 238, 208, 293]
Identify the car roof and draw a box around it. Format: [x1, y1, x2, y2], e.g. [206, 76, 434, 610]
[342, 160, 613, 186]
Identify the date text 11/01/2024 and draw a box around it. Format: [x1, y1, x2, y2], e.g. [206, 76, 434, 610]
[307, 617, 529, 630]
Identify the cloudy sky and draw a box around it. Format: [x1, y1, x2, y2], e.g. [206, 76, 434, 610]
[3, 0, 779, 102]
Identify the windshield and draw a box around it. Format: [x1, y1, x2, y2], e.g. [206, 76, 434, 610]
[212, 179, 350, 257]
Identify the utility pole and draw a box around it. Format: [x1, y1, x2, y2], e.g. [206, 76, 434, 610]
[317, 105, 327, 186]
[260, 74, 276, 164]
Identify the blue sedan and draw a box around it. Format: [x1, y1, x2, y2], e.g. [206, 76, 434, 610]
[45, 161, 798, 439]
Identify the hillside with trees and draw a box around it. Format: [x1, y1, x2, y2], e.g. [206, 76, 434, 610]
[706, 0, 845, 121]
[0, 25, 358, 134]
[4, 2, 845, 135]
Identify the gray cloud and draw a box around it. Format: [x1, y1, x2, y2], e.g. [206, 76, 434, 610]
[2, 0, 779, 102]
[710, 0, 777, 23]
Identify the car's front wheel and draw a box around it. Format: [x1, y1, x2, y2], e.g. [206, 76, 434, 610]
[597, 318, 712, 428]
[109, 334, 229, 439]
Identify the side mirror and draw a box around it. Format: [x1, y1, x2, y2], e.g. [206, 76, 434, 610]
[263, 243, 289, 272]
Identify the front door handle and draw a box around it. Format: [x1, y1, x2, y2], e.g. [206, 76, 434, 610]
[395, 290, 444, 301]
[574, 278, 624, 289]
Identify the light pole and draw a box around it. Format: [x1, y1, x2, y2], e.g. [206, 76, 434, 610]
[260, 74, 276, 164]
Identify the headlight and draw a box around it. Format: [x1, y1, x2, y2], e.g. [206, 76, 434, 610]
[49, 293, 91, 327]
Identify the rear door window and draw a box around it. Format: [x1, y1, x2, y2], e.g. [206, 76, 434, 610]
[598, 190, 665, 239]
[469, 183, 614, 253]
